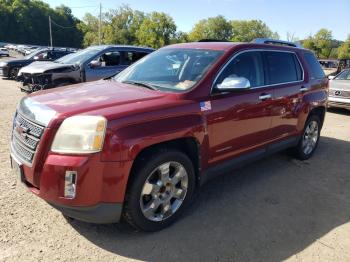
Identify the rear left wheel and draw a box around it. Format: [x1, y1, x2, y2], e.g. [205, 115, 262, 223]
[294, 115, 321, 160]
[123, 149, 195, 231]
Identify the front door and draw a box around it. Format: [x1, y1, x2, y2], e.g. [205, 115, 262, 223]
[85, 50, 127, 82]
[206, 50, 274, 164]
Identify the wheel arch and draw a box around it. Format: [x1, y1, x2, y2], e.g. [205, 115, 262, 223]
[126, 137, 202, 195]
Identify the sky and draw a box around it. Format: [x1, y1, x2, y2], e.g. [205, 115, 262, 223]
[43, 0, 350, 41]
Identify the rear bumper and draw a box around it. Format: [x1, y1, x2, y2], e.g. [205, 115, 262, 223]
[328, 97, 350, 110]
[49, 202, 123, 223]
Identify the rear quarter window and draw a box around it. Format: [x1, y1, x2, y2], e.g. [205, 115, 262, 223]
[303, 52, 325, 80]
[265, 51, 303, 85]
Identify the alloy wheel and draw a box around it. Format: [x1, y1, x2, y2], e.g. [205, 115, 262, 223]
[302, 120, 319, 155]
[139, 161, 188, 222]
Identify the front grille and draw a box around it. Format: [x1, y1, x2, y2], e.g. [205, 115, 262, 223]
[11, 112, 45, 164]
[329, 89, 350, 98]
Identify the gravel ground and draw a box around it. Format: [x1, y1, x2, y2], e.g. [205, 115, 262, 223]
[1, 54, 350, 261]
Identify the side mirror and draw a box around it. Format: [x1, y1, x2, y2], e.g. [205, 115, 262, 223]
[89, 60, 102, 68]
[216, 76, 251, 91]
[328, 75, 335, 80]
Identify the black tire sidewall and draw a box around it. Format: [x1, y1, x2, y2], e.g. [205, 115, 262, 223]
[9, 67, 18, 79]
[296, 115, 321, 160]
[124, 150, 196, 231]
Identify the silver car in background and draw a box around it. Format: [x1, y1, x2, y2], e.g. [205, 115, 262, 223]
[328, 69, 350, 110]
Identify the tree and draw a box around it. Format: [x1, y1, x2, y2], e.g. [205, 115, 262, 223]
[230, 20, 279, 42]
[136, 12, 177, 48]
[0, 0, 83, 47]
[337, 36, 350, 59]
[104, 6, 145, 45]
[188, 15, 232, 41]
[314, 29, 333, 58]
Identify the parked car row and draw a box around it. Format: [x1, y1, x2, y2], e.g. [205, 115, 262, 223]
[0, 47, 9, 57]
[0, 48, 74, 79]
[4, 43, 78, 56]
[9, 38, 330, 231]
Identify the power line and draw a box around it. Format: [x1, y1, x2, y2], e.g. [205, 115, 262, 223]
[50, 18, 77, 29]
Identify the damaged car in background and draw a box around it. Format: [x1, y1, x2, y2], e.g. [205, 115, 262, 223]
[17, 45, 154, 93]
[0, 48, 73, 79]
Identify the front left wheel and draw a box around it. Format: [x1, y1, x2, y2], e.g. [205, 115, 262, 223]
[123, 149, 196, 231]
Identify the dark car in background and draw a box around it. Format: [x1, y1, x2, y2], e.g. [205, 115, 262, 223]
[0, 48, 73, 79]
[17, 45, 154, 92]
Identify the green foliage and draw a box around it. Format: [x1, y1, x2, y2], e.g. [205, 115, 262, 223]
[0, 0, 83, 47]
[135, 12, 176, 48]
[301, 29, 340, 59]
[338, 36, 350, 59]
[231, 20, 279, 42]
[188, 15, 232, 41]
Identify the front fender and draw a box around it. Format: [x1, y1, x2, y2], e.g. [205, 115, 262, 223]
[102, 113, 206, 162]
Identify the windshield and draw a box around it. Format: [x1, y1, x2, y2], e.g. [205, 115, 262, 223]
[24, 48, 45, 59]
[114, 48, 223, 91]
[335, 69, 350, 80]
[55, 48, 101, 65]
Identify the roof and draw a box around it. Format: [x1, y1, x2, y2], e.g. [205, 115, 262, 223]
[163, 41, 306, 53]
[164, 42, 242, 51]
[87, 45, 155, 51]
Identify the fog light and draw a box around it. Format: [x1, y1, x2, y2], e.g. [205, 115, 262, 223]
[64, 171, 77, 199]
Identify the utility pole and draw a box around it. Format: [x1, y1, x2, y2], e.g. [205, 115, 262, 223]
[49, 16, 53, 47]
[99, 3, 102, 45]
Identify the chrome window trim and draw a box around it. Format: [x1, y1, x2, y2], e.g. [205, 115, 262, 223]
[211, 49, 305, 94]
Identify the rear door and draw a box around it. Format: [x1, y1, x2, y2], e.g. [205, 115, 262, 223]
[264, 50, 305, 140]
[207, 50, 274, 164]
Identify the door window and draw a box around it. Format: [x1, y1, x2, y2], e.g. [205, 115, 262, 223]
[304, 52, 325, 80]
[215, 51, 264, 90]
[123, 51, 149, 65]
[265, 51, 303, 84]
[96, 51, 121, 67]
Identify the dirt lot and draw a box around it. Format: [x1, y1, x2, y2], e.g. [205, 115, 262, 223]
[0, 54, 350, 262]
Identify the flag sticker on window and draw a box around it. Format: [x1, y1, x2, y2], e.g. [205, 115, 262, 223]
[200, 101, 211, 111]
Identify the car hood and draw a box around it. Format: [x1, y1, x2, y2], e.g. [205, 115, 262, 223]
[329, 80, 350, 91]
[0, 58, 32, 66]
[22, 80, 173, 127]
[18, 61, 75, 74]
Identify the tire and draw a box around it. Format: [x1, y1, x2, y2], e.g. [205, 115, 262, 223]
[293, 115, 321, 160]
[9, 67, 19, 79]
[123, 149, 196, 231]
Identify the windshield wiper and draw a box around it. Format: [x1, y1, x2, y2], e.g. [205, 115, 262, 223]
[122, 80, 158, 90]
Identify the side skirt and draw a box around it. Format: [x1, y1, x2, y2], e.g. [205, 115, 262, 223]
[200, 136, 299, 186]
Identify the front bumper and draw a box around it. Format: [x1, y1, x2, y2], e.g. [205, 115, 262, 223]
[49, 202, 123, 223]
[328, 96, 350, 110]
[0, 66, 10, 77]
[11, 151, 133, 224]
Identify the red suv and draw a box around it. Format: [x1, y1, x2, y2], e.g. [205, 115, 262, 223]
[10, 39, 328, 231]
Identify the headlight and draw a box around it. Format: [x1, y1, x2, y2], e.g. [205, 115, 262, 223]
[51, 115, 107, 154]
[0, 62, 7, 67]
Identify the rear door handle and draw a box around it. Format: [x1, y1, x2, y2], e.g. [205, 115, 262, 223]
[300, 86, 309, 92]
[259, 93, 272, 101]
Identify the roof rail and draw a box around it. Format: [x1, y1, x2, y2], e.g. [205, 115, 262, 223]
[252, 38, 302, 48]
[198, 39, 227, 42]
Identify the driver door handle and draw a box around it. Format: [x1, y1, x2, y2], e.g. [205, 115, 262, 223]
[300, 86, 309, 92]
[259, 93, 272, 101]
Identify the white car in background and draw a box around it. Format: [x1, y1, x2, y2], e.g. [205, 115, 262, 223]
[0, 48, 9, 57]
[328, 69, 350, 110]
